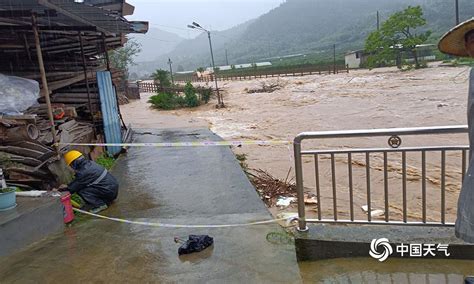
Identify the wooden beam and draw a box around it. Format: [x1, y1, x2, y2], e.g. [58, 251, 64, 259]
[32, 13, 58, 146]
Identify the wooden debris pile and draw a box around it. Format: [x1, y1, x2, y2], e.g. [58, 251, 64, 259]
[248, 168, 297, 206]
[0, 114, 95, 190]
[246, 80, 285, 94]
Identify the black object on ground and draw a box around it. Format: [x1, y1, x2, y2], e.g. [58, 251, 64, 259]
[177, 235, 214, 255]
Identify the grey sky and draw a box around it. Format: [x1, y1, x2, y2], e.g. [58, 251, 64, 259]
[127, 0, 285, 38]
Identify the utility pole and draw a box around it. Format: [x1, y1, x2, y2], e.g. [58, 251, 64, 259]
[168, 58, 174, 85]
[207, 31, 223, 107]
[225, 49, 229, 66]
[333, 44, 336, 74]
[188, 22, 223, 108]
[377, 11, 380, 30]
[455, 0, 460, 25]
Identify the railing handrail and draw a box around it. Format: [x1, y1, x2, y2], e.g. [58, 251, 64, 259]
[293, 124, 469, 232]
[294, 125, 468, 144]
[301, 145, 469, 155]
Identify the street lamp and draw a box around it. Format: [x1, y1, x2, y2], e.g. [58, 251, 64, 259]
[187, 21, 224, 108]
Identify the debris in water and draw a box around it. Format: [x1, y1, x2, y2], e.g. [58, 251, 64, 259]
[276, 196, 296, 207]
[247, 168, 296, 207]
[276, 212, 298, 220]
[304, 194, 318, 204]
[361, 205, 385, 217]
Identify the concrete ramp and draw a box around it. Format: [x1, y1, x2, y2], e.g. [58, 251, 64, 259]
[0, 128, 301, 283]
[111, 128, 301, 283]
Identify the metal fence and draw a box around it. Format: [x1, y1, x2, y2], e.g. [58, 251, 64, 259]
[174, 64, 349, 83]
[138, 82, 214, 94]
[293, 125, 469, 231]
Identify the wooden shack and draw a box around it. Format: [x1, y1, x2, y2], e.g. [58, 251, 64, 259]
[0, 0, 148, 190]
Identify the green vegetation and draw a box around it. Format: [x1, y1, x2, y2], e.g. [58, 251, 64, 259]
[133, 0, 474, 72]
[70, 193, 85, 208]
[201, 88, 212, 104]
[96, 154, 116, 170]
[109, 39, 141, 80]
[148, 82, 211, 110]
[184, 82, 199, 107]
[235, 153, 248, 171]
[152, 69, 172, 88]
[148, 92, 180, 110]
[365, 6, 431, 69]
[0, 187, 15, 194]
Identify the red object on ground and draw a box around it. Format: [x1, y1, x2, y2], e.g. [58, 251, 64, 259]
[60, 192, 75, 223]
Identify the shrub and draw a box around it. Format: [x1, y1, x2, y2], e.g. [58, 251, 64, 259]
[201, 89, 212, 104]
[184, 82, 199, 107]
[148, 92, 177, 110]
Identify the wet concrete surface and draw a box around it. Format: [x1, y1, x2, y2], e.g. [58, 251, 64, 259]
[0, 128, 301, 283]
[0, 195, 63, 257]
[299, 258, 474, 283]
[296, 224, 474, 261]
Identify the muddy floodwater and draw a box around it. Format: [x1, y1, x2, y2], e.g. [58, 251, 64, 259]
[119, 64, 474, 281]
[299, 258, 474, 283]
[123, 64, 471, 222]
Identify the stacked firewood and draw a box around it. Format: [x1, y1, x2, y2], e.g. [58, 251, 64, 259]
[0, 114, 94, 190]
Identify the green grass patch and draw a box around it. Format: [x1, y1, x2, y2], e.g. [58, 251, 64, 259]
[96, 154, 115, 170]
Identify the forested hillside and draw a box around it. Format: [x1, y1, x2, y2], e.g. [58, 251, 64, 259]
[133, 0, 474, 76]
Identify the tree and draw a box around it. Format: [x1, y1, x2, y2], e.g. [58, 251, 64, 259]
[152, 69, 171, 88]
[196, 67, 205, 73]
[109, 39, 141, 80]
[365, 6, 431, 69]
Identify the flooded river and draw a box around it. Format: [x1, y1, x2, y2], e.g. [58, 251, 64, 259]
[123, 65, 471, 222]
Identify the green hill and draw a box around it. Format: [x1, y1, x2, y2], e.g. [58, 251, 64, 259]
[134, 0, 474, 75]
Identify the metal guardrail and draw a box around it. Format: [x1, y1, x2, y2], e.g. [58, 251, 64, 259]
[174, 64, 349, 83]
[293, 125, 469, 231]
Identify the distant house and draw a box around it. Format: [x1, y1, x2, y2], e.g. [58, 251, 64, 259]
[345, 50, 369, 69]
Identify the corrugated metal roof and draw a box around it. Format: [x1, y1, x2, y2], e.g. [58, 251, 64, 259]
[0, 0, 144, 35]
[97, 71, 122, 156]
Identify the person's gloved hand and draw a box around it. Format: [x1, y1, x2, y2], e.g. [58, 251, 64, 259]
[58, 184, 68, 192]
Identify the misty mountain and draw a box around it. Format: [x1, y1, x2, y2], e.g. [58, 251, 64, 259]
[130, 19, 254, 76]
[133, 0, 474, 76]
[129, 28, 184, 62]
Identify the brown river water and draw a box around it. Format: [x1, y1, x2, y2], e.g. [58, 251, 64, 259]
[121, 64, 474, 280]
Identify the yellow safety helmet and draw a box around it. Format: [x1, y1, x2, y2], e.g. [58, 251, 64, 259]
[64, 150, 83, 166]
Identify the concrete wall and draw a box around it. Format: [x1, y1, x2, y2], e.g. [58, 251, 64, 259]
[345, 53, 361, 69]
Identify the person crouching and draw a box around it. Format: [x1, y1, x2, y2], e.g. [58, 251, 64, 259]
[60, 150, 119, 214]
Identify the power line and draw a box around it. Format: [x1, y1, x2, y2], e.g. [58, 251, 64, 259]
[148, 23, 190, 31]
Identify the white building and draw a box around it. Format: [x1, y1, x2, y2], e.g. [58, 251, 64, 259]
[345, 50, 368, 69]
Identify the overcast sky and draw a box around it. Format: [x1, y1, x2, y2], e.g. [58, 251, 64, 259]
[127, 0, 285, 38]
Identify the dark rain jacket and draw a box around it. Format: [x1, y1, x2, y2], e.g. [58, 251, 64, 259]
[456, 68, 474, 243]
[67, 158, 119, 207]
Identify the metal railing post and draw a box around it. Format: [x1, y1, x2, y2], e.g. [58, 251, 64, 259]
[294, 136, 308, 232]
